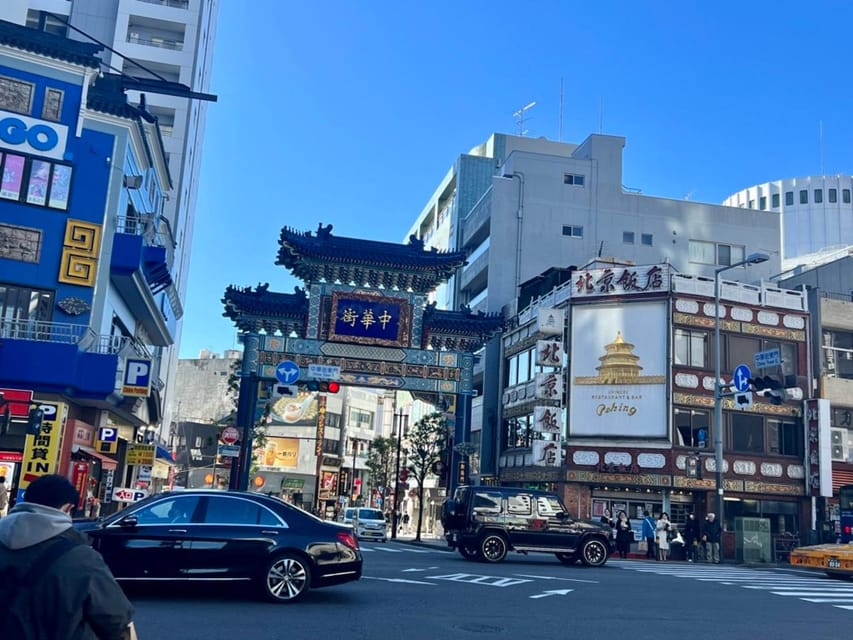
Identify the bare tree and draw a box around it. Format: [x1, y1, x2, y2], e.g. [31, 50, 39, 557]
[366, 436, 396, 514]
[406, 412, 449, 541]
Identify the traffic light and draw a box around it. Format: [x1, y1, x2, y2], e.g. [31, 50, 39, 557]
[26, 408, 44, 435]
[304, 380, 340, 393]
[748, 375, 797, 405]
[685, 455, 702, 479]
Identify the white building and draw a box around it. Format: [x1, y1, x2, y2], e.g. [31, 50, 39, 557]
[407, 131, 783, 481]
[723, 176, 853, 269]
[1, 0, 219, 436]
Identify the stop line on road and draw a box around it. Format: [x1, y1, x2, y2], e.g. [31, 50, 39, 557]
[613, 559, 853, 611]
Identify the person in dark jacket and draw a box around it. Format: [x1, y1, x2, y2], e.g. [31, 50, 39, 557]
[683, 512, 701, 562]
[702, 512, 723, 563]
[641, 510, 657, 560]
[614, 510, 633, 558]
[0, 474, 134, 639]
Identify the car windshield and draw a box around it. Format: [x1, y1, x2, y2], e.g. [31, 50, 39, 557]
[358, 509, 384, 520]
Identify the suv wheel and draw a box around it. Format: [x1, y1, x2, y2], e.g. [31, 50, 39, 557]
[579, 538, 608, 567]
[458, 544, 481, 561]
[480, 533, 508, 563]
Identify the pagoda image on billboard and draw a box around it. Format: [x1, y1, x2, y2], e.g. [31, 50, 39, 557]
[574, 332, 665, 385]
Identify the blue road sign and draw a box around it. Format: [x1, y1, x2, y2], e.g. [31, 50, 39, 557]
[275, 360, 300, 384]
[733, 364, 751, 392]
[754, 348, 781, 369]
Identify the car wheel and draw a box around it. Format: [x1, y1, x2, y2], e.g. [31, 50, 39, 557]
[480, 533, 508, 563]
[261, 553, 312, 603]
[458, 544, 481, 561]
[579, 538, 609, 567]
[555, 552, 577, 565]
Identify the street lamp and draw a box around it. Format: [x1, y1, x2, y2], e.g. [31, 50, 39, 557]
[713, 252, 769, 536]
[390, 409, 407, 541]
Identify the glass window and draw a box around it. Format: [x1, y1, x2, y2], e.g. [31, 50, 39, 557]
[506, 493, 532, 515]
[507, 354, 518, 386]
[536, 495, 566, 517]
[748, 199, 755, 209]
[829, 188, 838, 203]
[623, 231, 635, 244]
[563, 174, 585, 186]
[772, 193, 780, 208]
[0, 283, 54, 323]
[641, 233, 653, 246]
[799, 190, 808, 204]
[767, 418, 802, 457]
[674, 328, 707, 368]
[731, 413, 765, 453]
[726, 335, 760, 371]
[688, 240, 715, 264]
[562, 225, 583, 238]
[814, 189, 823, 204]
[844, 189, 851, 204]
[42, 88, 63, 121]
[473, 491, 503, 515]
[718, 244, 732, 266]
[674, 408, 710, 448]
[132, 496, 201, 525]
[759, 196, 766, 210]
[202, 497, 280, 525]
[785, 191, 794, 206]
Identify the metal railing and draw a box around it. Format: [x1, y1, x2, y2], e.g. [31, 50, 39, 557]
[137, 0, 189, 8]
[0, 318, 130, 355]
[127, 33, 184, 51]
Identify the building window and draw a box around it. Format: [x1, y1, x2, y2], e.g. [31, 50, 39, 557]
[814, 189, 823, 204]
[767, 418, 803, 457]
[799, 189, 808, 204]
[674, 408, 710, 448]
[641, 233, 653, 246]
[0, 75, 34, 115]
[348, 408, 373, 430]
[829, 188, 838, 203]
[563, 174, 585, 186]
[674, 328, 708, 367]
[562, 225, 583, 238]
[844, 189, 851, 204]
[42, 88, 63, 121]
[623, 231, 635, 244]
[25, 10, 68, 36]
[759, 196, 766, 210]
[689, 240, 745, 267]
[0, 282, 54, 324]
[731, 413, 764, 453]
[748, 199, 755, 209]
[0, 154, 72, 210]
[772, 193, 780, 208]
[504, 415, 532, 449]
[785, 191, 794, 206]
[822, 329, 853, 380]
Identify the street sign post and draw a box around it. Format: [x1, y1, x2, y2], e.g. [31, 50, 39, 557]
[275, 360, 300, 384]
[220, 426, 239, 445]
[733, 391, 753, 410]
[733, 364, 751, 393]
[754, 348, 782, 369]
[307, 364, 341, 380]
[217, 444, 240, 458]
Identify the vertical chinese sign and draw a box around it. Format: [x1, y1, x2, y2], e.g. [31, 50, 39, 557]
[17, 401, 66, 501]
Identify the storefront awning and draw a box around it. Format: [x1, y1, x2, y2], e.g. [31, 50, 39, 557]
[72, 445, 118, 470]
[155, 445, 175, 464]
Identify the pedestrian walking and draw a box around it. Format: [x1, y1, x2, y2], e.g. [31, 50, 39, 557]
[702, 512, 722, 564]
[0, 476, 8, 518]
[614, 510, 633, 559]
[600, 508, 614, 528]
[641, 510, 657, 560]
[683, 512, 701, 562]
[656, 512, 672, 561]
[0, 474, 135, 639]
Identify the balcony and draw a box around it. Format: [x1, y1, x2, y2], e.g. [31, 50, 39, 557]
[0, 318, 121, 398]
[110, 216, 176, 346]
[138, 0, 189, 8]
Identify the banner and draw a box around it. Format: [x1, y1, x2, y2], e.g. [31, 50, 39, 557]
[17, 401, 65, 501]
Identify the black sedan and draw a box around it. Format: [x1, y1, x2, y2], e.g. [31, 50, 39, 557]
[77, 490, 362, 603]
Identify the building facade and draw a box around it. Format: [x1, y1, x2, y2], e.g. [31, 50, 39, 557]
[499, 261, 811, 555]
[723, 176, 853, 268]
[406, 132, 783, 483]
[1, 0, 219, 437]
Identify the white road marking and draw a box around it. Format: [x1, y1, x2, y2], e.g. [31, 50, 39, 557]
[529, 589, 573, 599]
[514, 573, 599, 584]
[362, 576, 436, 585]
[402, 567, 439, 572]
[426, 572, 532, 587]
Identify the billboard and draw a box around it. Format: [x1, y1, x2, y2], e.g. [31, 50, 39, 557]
[256, 437, 300, 471]
[570, 302, 667, 437]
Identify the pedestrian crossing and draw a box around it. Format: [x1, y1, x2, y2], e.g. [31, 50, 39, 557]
[360, 543, 440, 554]
[612, 560, 853, 611]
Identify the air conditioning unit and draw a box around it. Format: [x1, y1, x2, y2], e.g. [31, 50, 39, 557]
[831, 428, 849, 462]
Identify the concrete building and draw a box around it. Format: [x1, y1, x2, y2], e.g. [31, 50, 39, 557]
[777, 247, 853, 540]
[1, 0, 219, 436]
[407, 132, 783, 482]
[723, 176, 853, 268]
[171, 349, 240, 424]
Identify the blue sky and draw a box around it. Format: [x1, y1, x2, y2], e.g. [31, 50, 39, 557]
[179, 0, 853, 358]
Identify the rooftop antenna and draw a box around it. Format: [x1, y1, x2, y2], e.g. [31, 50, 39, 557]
[820, 119, 825, 175]
[599, 97, 604, 134]
[513, 101, 536, 136]
[558, 78, 564, 142]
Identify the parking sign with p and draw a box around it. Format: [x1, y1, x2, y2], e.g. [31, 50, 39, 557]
[97, 426, 118, 454]
[122, 358, 152, 397]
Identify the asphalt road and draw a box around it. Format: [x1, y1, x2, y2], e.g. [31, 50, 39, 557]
[129, 542, 853, 640]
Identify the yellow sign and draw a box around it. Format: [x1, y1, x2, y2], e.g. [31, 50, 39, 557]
[257, 437, 299, 469]
[126, 444, 155, 466]
[18, 402, 65, 496]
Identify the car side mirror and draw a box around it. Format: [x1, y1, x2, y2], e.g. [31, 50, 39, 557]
[118, 515, 138, 528]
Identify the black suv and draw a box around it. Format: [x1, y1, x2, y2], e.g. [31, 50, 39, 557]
[441, 485, 614, 566]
